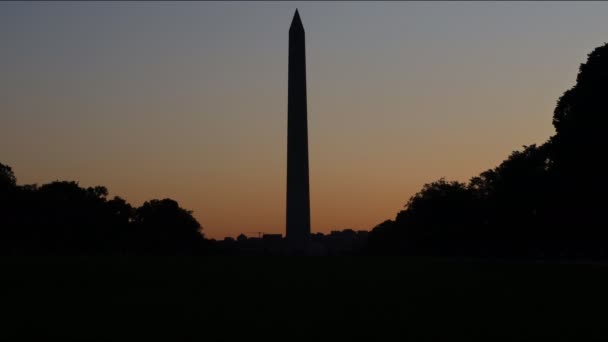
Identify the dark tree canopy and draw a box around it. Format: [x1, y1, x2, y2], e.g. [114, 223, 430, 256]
[368, 42, 608, 259]
[0, 162, 16, 190]
[0, 170, 206, 256]
[551, 43, 608, 185]
[553, 43, 608, 138]
[131, 198, 205, 255]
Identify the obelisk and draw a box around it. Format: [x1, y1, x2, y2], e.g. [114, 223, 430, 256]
[286, 9, 311, 249]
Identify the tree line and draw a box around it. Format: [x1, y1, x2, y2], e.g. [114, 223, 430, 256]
[3, 43, 608, 257]
[0, 168, 209, 255]
[367, 43, 608, 259]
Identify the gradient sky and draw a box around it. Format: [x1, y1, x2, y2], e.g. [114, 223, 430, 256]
[2, 2, 608, 239]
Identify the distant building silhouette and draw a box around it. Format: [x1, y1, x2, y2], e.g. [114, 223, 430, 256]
[286, 9, 311, 251]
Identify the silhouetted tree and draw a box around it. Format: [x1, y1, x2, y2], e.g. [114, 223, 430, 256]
[395, 179, 482, 256]
[131, 198, 205, 255]
[550, 43, 608, 223]
[27, 181, 114, 254]
[366, 220, 398, 255]
[0, 163, 16, 191]
[0, 163, 210, 255]
[368, 42, 608, 259]
[0, 163, 18, 252]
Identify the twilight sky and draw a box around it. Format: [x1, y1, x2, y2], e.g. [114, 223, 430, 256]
[2, 2, 608, 239]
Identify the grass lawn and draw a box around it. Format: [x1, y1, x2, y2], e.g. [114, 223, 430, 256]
[2, 257, 608, 341]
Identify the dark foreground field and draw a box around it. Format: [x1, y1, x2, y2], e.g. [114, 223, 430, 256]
[2, 257, 608, 341]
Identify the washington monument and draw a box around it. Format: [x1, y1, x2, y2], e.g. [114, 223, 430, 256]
[286, 9, 310, 248]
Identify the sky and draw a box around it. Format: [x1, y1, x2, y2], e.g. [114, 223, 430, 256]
[2, 2, 608, 239]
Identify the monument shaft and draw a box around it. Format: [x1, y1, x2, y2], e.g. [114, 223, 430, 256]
[286, 10, 311, 244]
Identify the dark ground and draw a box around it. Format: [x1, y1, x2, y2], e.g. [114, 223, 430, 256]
[2, 257, 608, 341]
